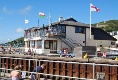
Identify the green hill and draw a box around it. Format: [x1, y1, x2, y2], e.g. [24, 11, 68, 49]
[6, 37, 24, 46]
[93, 20, 118, 32]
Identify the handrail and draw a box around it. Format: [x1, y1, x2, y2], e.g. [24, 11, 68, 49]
[57, 33, 82, 47]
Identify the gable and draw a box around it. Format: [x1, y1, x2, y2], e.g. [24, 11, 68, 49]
[65, 18, 78, 22]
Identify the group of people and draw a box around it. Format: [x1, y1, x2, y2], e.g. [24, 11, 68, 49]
[9, 64, 46, 80]
[0, 46, 17, 54]
[26, 48, 34, 56]
[59, 48, 69, 57]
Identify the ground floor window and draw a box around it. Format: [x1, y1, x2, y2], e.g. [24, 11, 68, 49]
[44, 40, 49, 49]
[44, 40, 57, 53]
[111, 42, 115, 45]
[27, 41, 30, 48]
[31, 40, 35, 48]
[37, 40, 42, 48]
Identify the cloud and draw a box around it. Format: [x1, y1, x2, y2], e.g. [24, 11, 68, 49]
[2, 6, 32, 15]
[18, 6, 32, 14]
[16, 28, 24, 33]
[2, 6, 13, 14]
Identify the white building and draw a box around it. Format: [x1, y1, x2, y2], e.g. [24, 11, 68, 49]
[24, 17, 117, 54]
[108, 31, 118, 47]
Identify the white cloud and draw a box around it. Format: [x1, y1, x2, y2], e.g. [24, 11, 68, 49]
[16, 28, 24, 33]
[18, 6, 32, 14]
[2, 6, 32, 15]
[2, 6, 13, 14]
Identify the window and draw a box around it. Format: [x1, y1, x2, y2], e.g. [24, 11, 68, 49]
[111, 42, 115, 45]
[27, 41, 30, 48]
[75, 27, 85, 33]
[44, 41, 49, 49]
[61, 26, 66, 33]
[31, 41, 35, 48]
[37, 40, 42, 48]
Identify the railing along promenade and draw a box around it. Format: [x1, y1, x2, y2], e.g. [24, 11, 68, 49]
[0, 54, 118, 80]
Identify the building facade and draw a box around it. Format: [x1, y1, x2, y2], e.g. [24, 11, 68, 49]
[24, 17, 117, 54]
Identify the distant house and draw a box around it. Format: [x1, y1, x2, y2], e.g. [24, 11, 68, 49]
[24, 17, 117, 54]
[108, 31, 118, 47]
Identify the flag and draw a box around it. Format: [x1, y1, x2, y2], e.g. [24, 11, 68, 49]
[39, 12, 45, 18]
[83, 53, 88, 59]
[25, 19, 29, 24]
[115, 57, 118, 60]
[90, 3, 100, 12]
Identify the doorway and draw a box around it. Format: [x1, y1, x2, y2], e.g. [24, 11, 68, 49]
[50, 40, 57, 53]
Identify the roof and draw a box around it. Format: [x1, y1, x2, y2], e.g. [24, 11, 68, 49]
[26, 17, 95, 30]
[25, 17, 116, 41]
[49, 17, 94, 28]
[94, 28, 117, 41]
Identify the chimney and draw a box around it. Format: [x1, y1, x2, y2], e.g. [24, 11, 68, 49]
[59, 16, 63, 21]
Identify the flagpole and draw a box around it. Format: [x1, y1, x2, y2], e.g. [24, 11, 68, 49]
[38, 18, 39, 26]
[49, 11, 51, 29]
[90, 3, 92, 39]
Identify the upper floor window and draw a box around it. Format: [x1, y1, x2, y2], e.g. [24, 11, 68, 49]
[57, 25, 66, 33]
[75, 27, 85, 33]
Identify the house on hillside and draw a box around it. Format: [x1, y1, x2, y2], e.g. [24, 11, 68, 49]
[24, 17, 117, 54]
[108, 31, 118, 47]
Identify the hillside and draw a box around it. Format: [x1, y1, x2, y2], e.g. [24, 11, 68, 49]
[92, 20, 118, 32]
[6, 37, 24, 46]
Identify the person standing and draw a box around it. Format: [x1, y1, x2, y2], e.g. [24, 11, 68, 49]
[31, 64, 46, 80]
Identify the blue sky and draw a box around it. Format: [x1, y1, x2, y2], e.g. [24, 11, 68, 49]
[0, 0, 118, 43]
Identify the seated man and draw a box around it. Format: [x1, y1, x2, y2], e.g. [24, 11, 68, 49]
[31, 64, 46, 80]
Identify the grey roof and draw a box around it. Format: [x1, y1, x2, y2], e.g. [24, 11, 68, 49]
[59, 21, 94, 27]
[47, 17, 95, 28]
[25, 17, 116, 41]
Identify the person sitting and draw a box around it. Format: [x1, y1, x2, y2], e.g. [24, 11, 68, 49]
[58, 49, 63, 57]
[28, 48, 31, 55]
[31, 64, 46, 80]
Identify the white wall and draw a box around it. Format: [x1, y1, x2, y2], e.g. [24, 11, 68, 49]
[66, 26, 115, 47]
[88, 40, 115, 47]
[66, 26, 85, 46]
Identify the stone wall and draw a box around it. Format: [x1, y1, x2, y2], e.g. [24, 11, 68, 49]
[73, 46, 96, 58]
